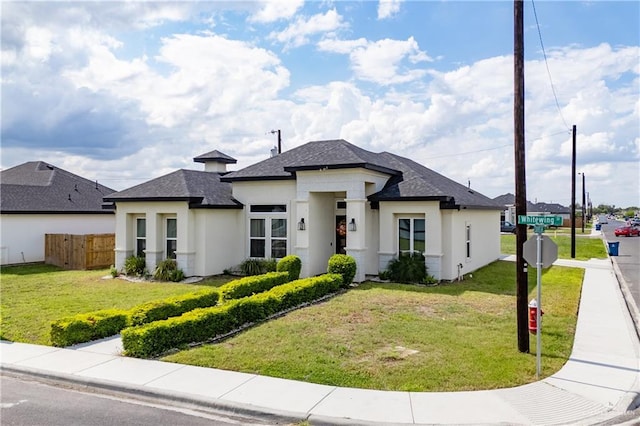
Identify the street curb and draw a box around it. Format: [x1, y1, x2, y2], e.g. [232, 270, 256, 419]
[610, 254, 640, 342]
[0, 364, 307, 425]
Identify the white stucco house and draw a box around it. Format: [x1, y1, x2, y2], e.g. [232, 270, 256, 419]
[104, 140, 503, 282]
[0, 161, 116, 265]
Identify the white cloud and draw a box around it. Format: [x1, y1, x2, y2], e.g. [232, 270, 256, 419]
[269, 9, 347, 48]
[378, 0, 403, 20]
[249, 0, 304, 23]
[1, 3, 637, 208]
[318, 36, 432, 85]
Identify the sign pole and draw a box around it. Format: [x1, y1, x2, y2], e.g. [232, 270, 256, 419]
[535, 226, 543, 378]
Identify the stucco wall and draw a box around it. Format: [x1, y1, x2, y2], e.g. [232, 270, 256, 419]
[0, 214, 115, 265]
[442, 208, 500, 281]
[194, 209, 243, 276]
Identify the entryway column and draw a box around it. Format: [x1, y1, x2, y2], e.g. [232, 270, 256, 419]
[295, 198, 309, 278]
[345, 196, 367, 283]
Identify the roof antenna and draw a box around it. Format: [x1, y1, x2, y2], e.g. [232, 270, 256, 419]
[270, 129, 281, 154]
[468, 179, 471, 189]
[95, 180, 98, 189]
[68, 194, 72, 201]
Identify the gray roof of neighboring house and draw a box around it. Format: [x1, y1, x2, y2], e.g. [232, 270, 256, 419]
[223, 139, 501, 209]
[493, 193, 571, 213]
[104, 169, 242, 209]
[0, 161, 116, 214]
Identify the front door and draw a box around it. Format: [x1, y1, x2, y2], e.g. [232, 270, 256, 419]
[335, 215, 347, 254]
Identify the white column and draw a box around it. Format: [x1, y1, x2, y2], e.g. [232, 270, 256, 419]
[345, 192, 367, 282]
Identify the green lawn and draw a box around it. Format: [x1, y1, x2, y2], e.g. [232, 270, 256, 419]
[501, 233, 607, 260]
[163, 261, 583, 392]
[1, 255, 584, 392]
[0, 264, 233, 345]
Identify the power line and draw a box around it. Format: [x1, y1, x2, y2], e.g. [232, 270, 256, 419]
[531, 0, 570, 130]
[422, 130, 570, 160]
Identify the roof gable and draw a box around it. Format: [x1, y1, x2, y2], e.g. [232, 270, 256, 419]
[222, 139, 401, 181]
[104, 169, 241, 208]
[0, 161, 116, 213]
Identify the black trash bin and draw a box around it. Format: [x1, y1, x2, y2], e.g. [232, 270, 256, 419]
[607, 241, 619, 256]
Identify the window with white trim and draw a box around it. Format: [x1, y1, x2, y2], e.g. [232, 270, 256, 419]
[135, 217, 146, 257]
[465, 224, 472, 259]
[398, 218, 425, 254]
[249, 205, 287, 259]
[166, 218, 177, 259]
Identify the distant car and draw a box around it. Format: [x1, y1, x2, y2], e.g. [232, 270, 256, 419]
[614, 226, 640, 237]
[501, 221, 517, 233]
[630, 219, 640, 227]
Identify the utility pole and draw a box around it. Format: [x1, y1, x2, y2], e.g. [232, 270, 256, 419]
[581, 173, 586, 233]
[271, 129, 282, 154]
[514, 0, 529, 353]
[571, 125, 576, 258]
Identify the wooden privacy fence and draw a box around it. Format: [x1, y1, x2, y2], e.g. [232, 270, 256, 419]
[45, 234, 115, 270]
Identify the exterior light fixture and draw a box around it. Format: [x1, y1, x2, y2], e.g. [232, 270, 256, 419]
[298, 218, 306, 231]
[348, 218, 356, 231]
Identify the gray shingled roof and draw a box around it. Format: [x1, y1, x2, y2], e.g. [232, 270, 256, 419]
[104, 169, 242, 209]
[224, 139, 501, 209]
[222, 139, 400, 181]
[0, 161, 116, 214]
[193, 150, 237, 164]
[370, 152, 501, 208]
[493, 193, 570, 213]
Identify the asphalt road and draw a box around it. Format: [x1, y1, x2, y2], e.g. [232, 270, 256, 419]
[601, 219, 640, 330]
[0, 374, 272, 426]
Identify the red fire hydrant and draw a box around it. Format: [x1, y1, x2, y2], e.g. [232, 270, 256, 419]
[528, 299, 544, 335]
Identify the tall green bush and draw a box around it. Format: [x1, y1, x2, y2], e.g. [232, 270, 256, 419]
[276, 255, 302, 280]
[153, 259, 184, 282]
[123, 255, 146, 277]
[384, 252, 427, 283]
[327, 254, 357, 287]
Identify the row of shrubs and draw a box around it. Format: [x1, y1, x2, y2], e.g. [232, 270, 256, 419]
[121, 273, 343, 358]
[50, 256, 303, 347]
[50, 254, 352, 348]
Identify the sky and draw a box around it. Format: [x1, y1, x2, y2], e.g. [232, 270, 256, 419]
[1, 0, 639, 208]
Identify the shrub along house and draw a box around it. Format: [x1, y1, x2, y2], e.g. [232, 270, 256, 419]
[104, 140, 502, 282]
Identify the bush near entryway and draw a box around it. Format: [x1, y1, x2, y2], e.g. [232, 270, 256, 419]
[121, 273, 343, 358]
[327, 254, 357, 287]
[276, 255, 302, 281]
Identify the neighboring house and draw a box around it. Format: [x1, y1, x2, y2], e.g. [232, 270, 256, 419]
[495, 193, 571, 225]
[0, 161, 116, 265]
[105, 140, 503, 282]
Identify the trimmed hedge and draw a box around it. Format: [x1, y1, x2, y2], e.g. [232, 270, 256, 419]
[121, 273, 343, 358]
[276, 255, 302, 281]
[129, 289, 220, 326]
[49, 271, 297, 347]
[218, 271, 290, 301]
[51, 309, 130, 347]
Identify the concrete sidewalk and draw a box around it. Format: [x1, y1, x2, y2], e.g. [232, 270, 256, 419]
[2, 258, 639, 425]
